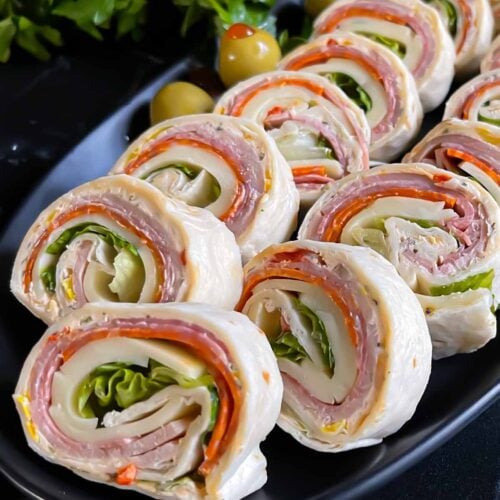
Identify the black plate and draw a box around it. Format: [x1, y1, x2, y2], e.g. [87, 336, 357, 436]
[1, 15, 499, 500]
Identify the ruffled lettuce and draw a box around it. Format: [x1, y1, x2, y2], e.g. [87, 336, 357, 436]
[41, 223, 143, 294]
[76, 359, 217, 424]
[325, 72, 372, 113]
[271, 332, 310, 362]
[430, 270, 495, 296]
[143, 163, 221, 201]
[357, 32, 406, 59]
[141, 163, 199, 181]
[270, 299, 335, 377]
[108, 248, 145, 302]
[424, 0, 458, 36]
[294, 298, 335, 377]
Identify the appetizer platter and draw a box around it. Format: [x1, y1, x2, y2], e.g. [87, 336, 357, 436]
[0, 0, 499, 498]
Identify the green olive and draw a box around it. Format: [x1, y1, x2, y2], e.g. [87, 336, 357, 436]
[304, 0, 335, 17]
[150, 82, 214, 124]
[218, 23, 281, 88]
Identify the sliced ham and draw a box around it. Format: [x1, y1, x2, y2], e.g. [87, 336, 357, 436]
[238, 241, 431, 451]
[11, 175, 244, 324]
[299, 163, 500, 358]
[312, 0, 455, 110]
[14, 303, 283, 499]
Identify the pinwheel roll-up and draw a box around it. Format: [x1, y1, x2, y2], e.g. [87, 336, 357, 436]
[444, 69, 500, 126]
[425, 0, 493, 75]
[110, 115, 299, 259]
[237, 241, 431, 451]
[11, 175, 243, 324]
[481, 35, 500, 72]
[279, 31, 423, 161]
[299, 164, 500, 358]
[214, 71, 370, 206]
[14, 302, 282, 499]
[404, 119, 500, 204]
[312, 0, 455, 111]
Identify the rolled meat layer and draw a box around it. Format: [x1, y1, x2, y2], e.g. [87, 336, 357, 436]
[425, 0, 493, 75]
[444, 69, 500, 126]
[404, 118, 500, 204]
[11, 175, 243, 324]
[312, 0, 455, 111]
[279, 31, 423, 161]
[110, 115, 299, 260]
[237, 241, 431, 451]
[481, 35, 500, 72]
[14, 302, 282, 499]
[214, 71, 370, 207]
[492, 0, 500, 34]
[299, 163, 500, 358]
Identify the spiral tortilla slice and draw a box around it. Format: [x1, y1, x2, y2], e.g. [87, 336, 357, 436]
[214, 71, 370, 207]
[299, 163, 500, 359]
[13, 302, 282, 499]
[236, 240, 431, 452]
[110, 115, 299, 260]
[312, 0, 455, 111]
[279, 31, 423, 161]
[444, 69, 500, 126]
[481, 35, 500, 72]
[11, 175, 243, 324]
[404, 118, 500, 204]
[425, 0, 493, 75]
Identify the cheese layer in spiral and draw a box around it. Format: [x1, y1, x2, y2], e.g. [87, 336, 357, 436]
[14, 302, 282, 499]
[280, 31, 423, 161]
[312, 0, 455, 110]
[214, 71, 370, 207]
[11, 175, 243, 324]
[110, 115, 299, 261]
[299, 163, 500, 358]
[237, 241, 431, 451]
[404, 118, 500, 204]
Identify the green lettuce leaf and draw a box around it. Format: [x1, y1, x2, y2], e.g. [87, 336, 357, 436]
[430, 270, 495, 296]
[40, 265, 56, 292]
[108, 248, 145, 302]
[294, 299, 335, 377]
[425, 0, 458, 36]
[326, 72, 372, 113]
[317, 135, 335, 160]
[478, 114, 500, 127]
[271, 332, 309, 363]
[76, 359, 217, 422]
[369, 217, 439, 232]
[45, 223, 139, 257]
[141, 163, 199, 181]
[357, 31, 406, 59]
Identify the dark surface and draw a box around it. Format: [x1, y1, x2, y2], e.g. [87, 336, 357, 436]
[4, 400, 499, 500]
[0, 1, 499, 499]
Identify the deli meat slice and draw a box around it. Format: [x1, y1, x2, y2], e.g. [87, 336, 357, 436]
[299, 163, 500, 358]
[14, 302, 282, 499]
[214, 71, 370, 207]
[110, 114, 299, 260]
[280, 31, 423, 161]
[11, 175, 243, 324]
[404, 118, 500, 204]
[312, 0, 455, 109]
[237, 241, 431, 451]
